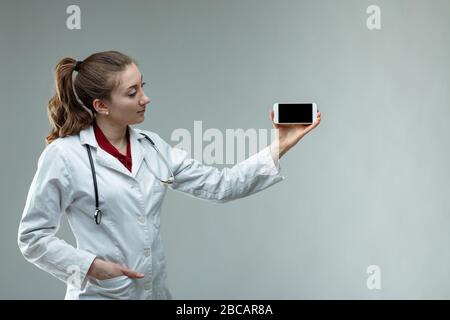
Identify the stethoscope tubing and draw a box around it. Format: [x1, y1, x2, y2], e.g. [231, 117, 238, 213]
[85, 132, 175, 225]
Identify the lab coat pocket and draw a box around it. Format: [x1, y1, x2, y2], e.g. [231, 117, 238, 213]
[96, 275, 129, 287]
[89, 275, 134, 299]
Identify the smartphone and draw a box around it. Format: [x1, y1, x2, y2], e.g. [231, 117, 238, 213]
[273, 103, 318, 125]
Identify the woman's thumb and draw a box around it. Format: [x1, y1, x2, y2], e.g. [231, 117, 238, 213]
[269, 110, 279, 129]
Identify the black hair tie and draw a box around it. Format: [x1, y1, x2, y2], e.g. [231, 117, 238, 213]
[74, 60, 83, 72]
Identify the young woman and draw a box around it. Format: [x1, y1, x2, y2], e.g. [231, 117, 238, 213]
[17, 51, 321, 300]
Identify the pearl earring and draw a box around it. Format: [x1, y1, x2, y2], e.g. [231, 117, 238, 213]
[105, 111, 109, 115]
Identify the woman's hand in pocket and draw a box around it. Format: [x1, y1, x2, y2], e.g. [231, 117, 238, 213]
[87, 258, 144, 280]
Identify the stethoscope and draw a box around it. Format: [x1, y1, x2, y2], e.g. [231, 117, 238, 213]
[85, 132, 175, 225]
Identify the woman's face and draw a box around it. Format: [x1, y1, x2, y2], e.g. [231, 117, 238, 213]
[96, 63, 150, 126]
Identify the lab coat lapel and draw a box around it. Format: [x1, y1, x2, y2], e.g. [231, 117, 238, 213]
[129, 128, 169, 183]
[129, 126, 146, 178]
[79, 124, 145, 179]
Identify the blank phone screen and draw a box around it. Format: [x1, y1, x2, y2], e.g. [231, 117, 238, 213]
[278, 103, 313, 123]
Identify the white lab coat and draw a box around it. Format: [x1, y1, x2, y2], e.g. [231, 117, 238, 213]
[17, 124, 285, 300]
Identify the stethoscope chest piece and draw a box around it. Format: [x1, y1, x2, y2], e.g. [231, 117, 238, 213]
[94, 209, 102, 225]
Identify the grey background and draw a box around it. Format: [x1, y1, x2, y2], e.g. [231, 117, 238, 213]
[1, 0, 449, 299]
